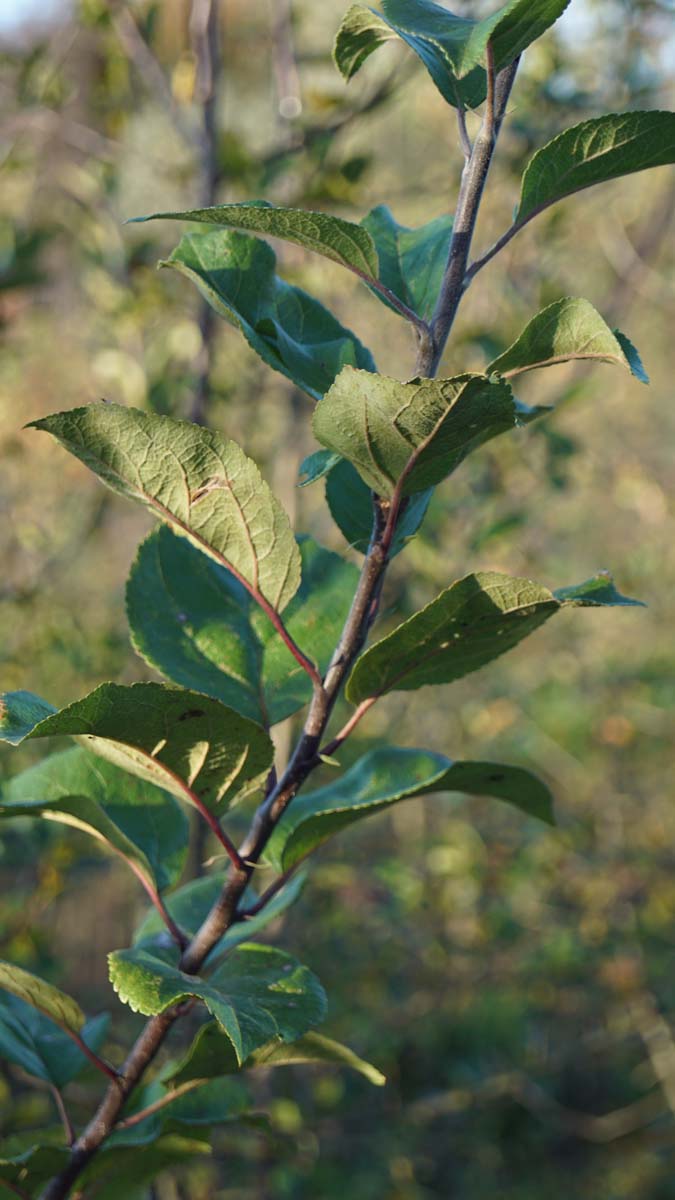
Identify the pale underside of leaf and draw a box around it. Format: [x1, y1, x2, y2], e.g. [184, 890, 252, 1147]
[130, 201, 379, 278]
[313, 367, 521, 498]
[29, 403, 301, 614]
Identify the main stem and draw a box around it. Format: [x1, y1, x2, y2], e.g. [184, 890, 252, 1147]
[41, 55, 519, 1200]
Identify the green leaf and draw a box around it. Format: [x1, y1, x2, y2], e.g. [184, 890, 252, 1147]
[0, 691, 56, 745]
[313, 367, 521, 497]
[107, 1078, 246, 1149]
[0, 992, 108, 1087]
[0, 682, 273, 816]
[553, 572, 647, 607]
[0, 747, 187, 893]
[78, 1136, 211, 1200]
[516, 110, 675, 225]
[0, 962, 83, 1037]
[361, 204, 453, 320]
[169, 1023, 385, 1087]
[29, 403, 301, 613]
[266, 747, 553, 871]
[325, 459, 432, 554]
[131, 200, 379, 278]
[347, 570, 643, 703]
[162, 230, 376, 401]
[488, 297, 649, 382]
[134, 871, 306, 959]
[0, 1144, 71, 1193]
[334, 0, 570, 110]
[127, 532, 358, 727]
[298, 449, 342, 486]
[109, 943, 326, 1065]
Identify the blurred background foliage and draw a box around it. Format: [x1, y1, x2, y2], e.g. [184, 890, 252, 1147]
[1, 0, 674, 1196]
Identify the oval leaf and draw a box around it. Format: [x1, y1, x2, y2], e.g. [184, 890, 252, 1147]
[0, 682, 273, 815]
[488, 297, 648, 382]
[517, 110, 675, 225]
[0, 962, 84, 1036]
[127, 531, 358, 727]
[131, 200, 379, 279]
[109, 944, 326, 1065]
[161, 230, 376, 401]
[347, 570, 642, 703]
[266, 747, 553, 871]
[28, 403, 301, 614]
[313, 367, 520, 498]
[1, 747, 188, 893]
[0, 993, 108, 1087]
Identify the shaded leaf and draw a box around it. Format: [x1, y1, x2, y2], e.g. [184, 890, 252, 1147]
[0, 1143, 71, 1193]
[325, 459, 432, 554]
[107, 1078, 247, 1149]
[109, 943, 326, 1064]
[347, 570, 642, 703]
[0, 682, 273, 816]
[0, 992, 108, 1087]
[169, 1023, 385, 1087]
[0, 747, 187, 893]
[0, 691, 55, 746]
[127, 532, 358, 726]
[334, 0, 570, 110]
[488, 297, 648, 381]
[517, 110, 675, 225]
[266, 748, 553, 871]
[298, 449, 342, 486]
[78, 1136, 211, 1200]
[361, 204, 453, 319]
[553, 573, 647, 607]
[134, 871, 306, 959]
[131, 200, 379, 278]
[29, 403, 301, 613]
[162, 230, 375, 401]
[313, 367, 522, 497]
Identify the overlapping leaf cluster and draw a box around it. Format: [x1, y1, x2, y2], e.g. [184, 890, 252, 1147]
[1, 0, 673, 1191]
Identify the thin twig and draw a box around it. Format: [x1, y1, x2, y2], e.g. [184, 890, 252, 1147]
[239, 861, 304, 920]
[50, 1084, 75, 1146]
[67, 1029, 119, 1083]
[124, 859, 188, 950]
[320, 697, 378, 759]
[110, 6, 193, 144]
[189, 0, 221, 425]
[456, 98, 473, 162]
[114, 1078, 207, 1131]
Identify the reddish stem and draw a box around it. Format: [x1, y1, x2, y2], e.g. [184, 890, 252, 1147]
[125, 860, 188, 949]
[114, 1078, 206, 1130]
[320, 697, 378, 758]
[68, 1029, 119, 1082]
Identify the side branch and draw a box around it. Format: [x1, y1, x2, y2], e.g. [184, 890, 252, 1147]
[420, 56, 519, 377]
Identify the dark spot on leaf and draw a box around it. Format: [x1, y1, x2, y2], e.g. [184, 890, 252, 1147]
[488, 773, 505, 782]
[178, 709, 205, 721]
